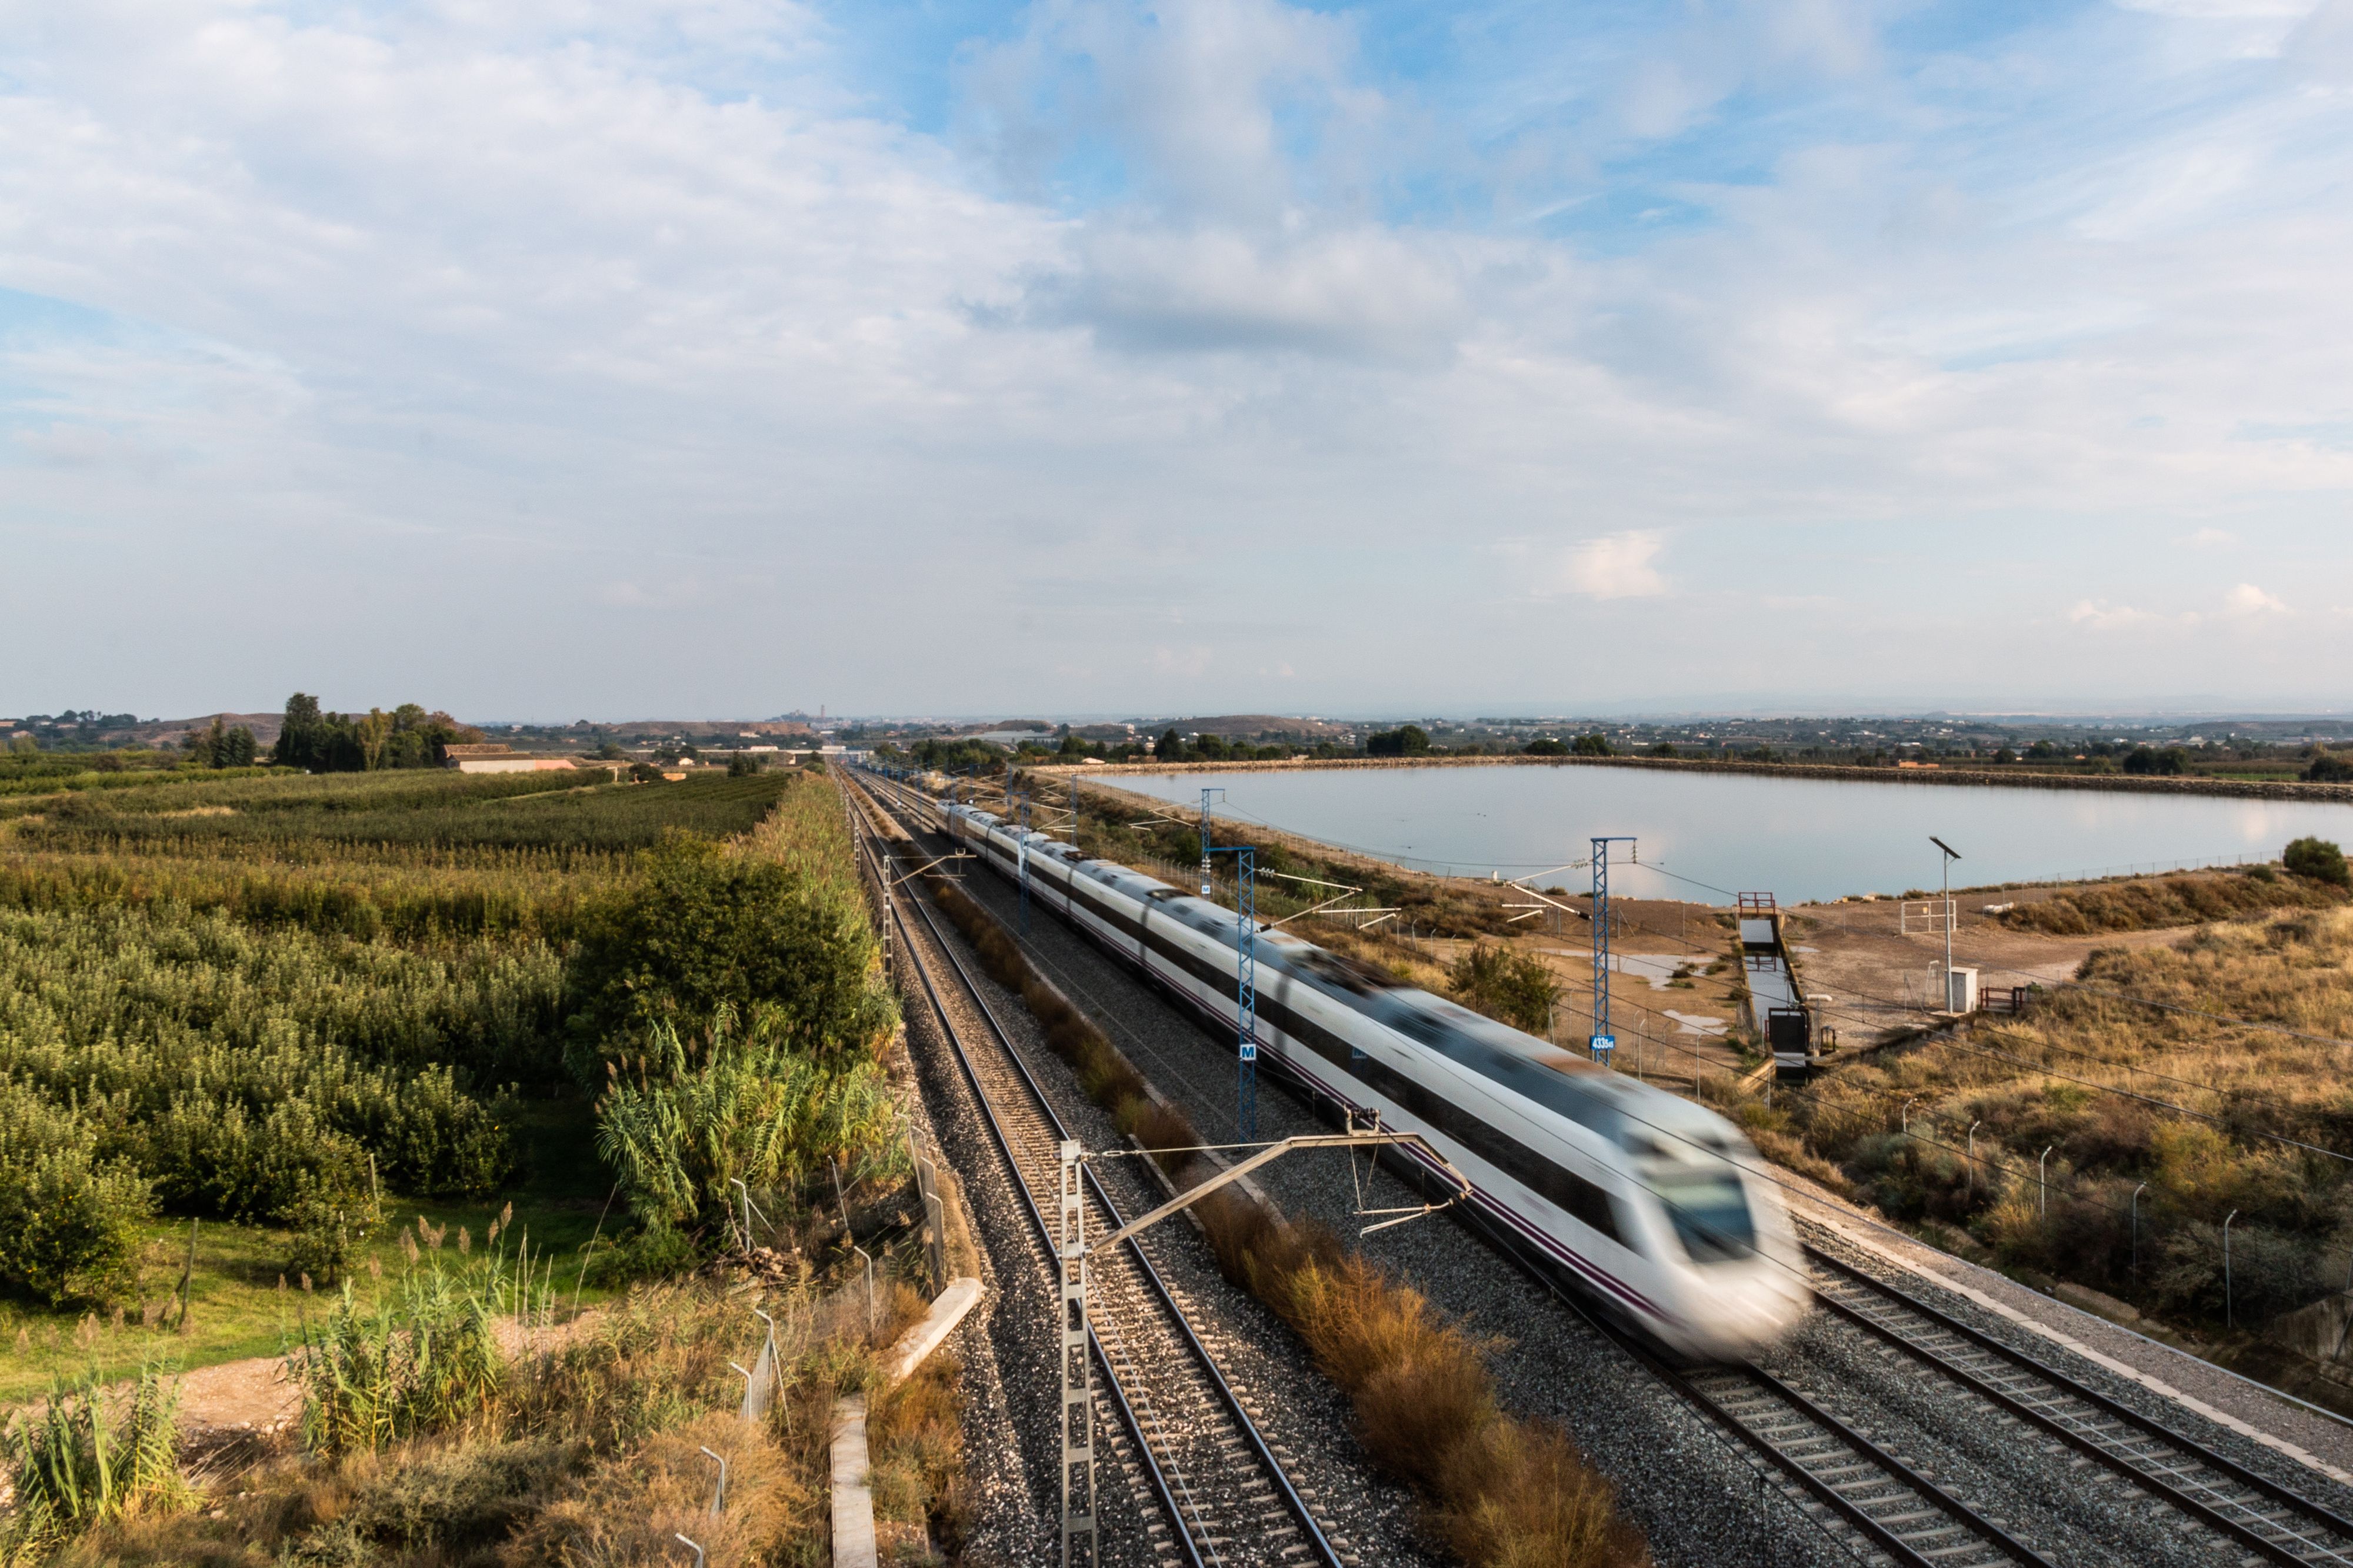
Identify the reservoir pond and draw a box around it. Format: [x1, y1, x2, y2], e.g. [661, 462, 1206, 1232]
[1108, 765, 2353, 905]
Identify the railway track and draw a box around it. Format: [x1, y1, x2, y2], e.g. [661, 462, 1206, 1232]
[1802, 1241, 2353, 1567]
[1571, 1312, 2057, 1568]
[845, 778, 1347, 1568]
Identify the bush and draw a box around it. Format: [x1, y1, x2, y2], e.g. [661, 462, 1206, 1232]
[2285, 836, 2351, 888]
[1448, 942, 1559, 1035]
[289, 1245, 511, 1456]
[1571, 733, 1613, 758]
[2304, 753, 2353, 783]
[1523, 738, 1568, 757]
[566, 833, 892, 1078]
[0, 1085, 155, 1305]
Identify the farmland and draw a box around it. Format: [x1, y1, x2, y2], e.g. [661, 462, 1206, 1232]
[0, 766, 800, 1395]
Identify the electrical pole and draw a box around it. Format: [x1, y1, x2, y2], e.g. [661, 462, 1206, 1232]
[1199, 789, 1259, 1139]
[1931, 835, 1961, 1012]
[1590, 836, 1636, 1065]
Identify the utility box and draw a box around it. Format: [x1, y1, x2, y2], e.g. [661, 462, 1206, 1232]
[1944, 966, 1979, 1015]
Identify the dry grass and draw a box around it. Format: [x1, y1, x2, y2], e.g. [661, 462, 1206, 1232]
[506, 1409, 798, 1567]
[1999, 867, 2342, 936]
[1795, 906, 2353, 1329]
[35, 1275, 938, 1568]
[1197, 1192, 1647, 1567]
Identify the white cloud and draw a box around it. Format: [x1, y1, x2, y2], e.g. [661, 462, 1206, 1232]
[2071, 582, 2291, 633]
[1545, 532, 1668, 600]
[2184, 526, 2239, 546]
[2223, 582, 2292, 615]
[5, 0, 2353, 715]
[2070, 600, 2167, 632]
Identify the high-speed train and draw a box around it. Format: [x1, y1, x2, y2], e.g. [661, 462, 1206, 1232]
[928, 793, 1811, 1362]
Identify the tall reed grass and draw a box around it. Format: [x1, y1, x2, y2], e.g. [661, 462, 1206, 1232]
[0, 1362, 191, 1562]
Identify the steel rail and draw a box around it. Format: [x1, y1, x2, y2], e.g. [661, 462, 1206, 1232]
[1578, 1307, 2057, 1568]
[847, 802, 1203, 1566]
[866, 771, 2059, 1568]
[1804, 1243, 2353, 1567]
[849, 778, 1342, 1568]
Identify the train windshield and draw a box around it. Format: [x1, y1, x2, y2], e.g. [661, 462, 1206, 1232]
[1652, 1169, 1757, 1263]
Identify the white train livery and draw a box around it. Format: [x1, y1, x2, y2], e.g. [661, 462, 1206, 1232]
[935, 797, 1811, 1361]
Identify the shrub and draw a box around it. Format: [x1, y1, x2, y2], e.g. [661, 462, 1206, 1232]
[2303, 754, 2353, 783]
[1571, 733, 1613, 758]
[2285, 836, 2351, 888]
[566, 833, 893, 1079]
[1448, 942, 1559, 1035]
[0, 1085, 155, 1305]
[289, 1245, 511, 1456]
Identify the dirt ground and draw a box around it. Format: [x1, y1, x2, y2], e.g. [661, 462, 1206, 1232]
[1418, 877, 2217, 1087]
[1774, 894, 2185, 1043]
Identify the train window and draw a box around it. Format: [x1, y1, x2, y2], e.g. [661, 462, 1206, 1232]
[1653, 1170, 1756, 1263]
[1293, 949, 1404, 994]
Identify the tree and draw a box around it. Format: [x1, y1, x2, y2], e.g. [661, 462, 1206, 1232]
[726, 751, 765, 776]
[2302, 753, 2353, 783]
[358, 708, 395, 771]
[2122, 746, 2188, 776]
[2284, 837, 2351, 888]
[1524, 738, 1568, 756]
[273, 693, 326, 770]
[1571, 732, 1614, 757]
[565, 835, 895, 1080]
[1366, 725, 1430, 757]
[1156, 727, 1186, 762]
[1650, 742, 1678, 758]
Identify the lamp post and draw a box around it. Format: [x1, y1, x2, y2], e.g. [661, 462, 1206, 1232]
[1930, 836, 1962, 1012]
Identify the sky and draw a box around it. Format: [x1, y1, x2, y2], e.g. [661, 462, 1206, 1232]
[2, 0, 2351, 722]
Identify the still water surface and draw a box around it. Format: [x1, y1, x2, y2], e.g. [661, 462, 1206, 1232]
[1111, 765, 2353, 905]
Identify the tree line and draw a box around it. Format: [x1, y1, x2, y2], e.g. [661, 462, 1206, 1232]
[271, 695, 482, 772]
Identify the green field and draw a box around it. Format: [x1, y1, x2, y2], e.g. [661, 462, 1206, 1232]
[0, 768, 796, 1402]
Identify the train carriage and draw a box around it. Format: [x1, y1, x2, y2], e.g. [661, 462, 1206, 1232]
[935, 795, 1811, 1360]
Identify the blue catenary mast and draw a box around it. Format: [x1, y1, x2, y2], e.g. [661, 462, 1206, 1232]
[1199, 789, 1259, 1139]
[1590, 836, 1636, 1064]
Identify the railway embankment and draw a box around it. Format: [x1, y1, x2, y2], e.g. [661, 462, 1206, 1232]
[852, 776, 1654, 1568]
